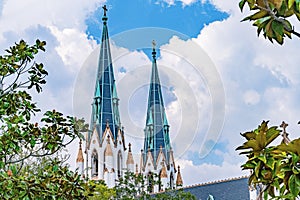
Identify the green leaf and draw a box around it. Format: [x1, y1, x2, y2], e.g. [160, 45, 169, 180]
[288, 175, 300, 197]
[239, 0, 247, 11]
[30, 138, 36, 148]
[258, 155, 267, 164]
[255, 161, 261, 177]
[288, 0, 295, 8]
[53, 165, 59, 172]
[272, 20, 284, 36]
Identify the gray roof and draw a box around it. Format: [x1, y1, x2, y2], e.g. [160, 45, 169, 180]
[183, 177, 250, 200]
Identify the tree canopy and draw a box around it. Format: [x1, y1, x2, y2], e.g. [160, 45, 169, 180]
[0, 40, 93, 199]
[239, 0, 300, 44]
[237, 121, 300, 199]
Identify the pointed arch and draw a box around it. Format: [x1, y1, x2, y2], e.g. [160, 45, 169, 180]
[91, 149, 99, 177]
[117, 150, 123, 178]
[170, 171, 174, 189]
[103, 148, 106, 171]
[158, 170, 162, 191]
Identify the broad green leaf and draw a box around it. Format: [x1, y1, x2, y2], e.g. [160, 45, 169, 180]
[258, 155, 267, 164]
[255, 161, 261, 177]
[242, 10, 268, 21]
[272, 20, 284, 36]
[266, 126, 280, 146]
[266, 157, 275, 169]
[289, 0, 295, 8]
[288, 175, 300, 197]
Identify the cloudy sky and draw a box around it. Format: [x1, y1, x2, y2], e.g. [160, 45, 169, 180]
[1, 0, 300, 186]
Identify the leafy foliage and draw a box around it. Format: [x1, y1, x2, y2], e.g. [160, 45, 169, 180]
[0, 40, 92, 199]
[237, 121, 300, 199]
[88, 180, 116, 200]
[115, 171, 196, 200]
[0, 158, 94, 199]
[239, 0, 300, 44]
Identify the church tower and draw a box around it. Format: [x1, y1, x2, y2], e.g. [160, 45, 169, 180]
[75, 5, 181, 191]
[139, 41, 182, 192]
[83, 5, 130, 187]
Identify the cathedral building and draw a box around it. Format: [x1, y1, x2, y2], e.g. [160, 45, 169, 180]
[75, 5, 257, 199]
[76, 6, 182, 192]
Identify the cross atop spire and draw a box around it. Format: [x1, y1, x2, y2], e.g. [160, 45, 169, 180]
[102, 5, 108, 16]
[102, 5, 108, 23]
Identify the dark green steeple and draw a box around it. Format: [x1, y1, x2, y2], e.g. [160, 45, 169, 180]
[143, 41, 171, 165]
[89, 5, 121, 143]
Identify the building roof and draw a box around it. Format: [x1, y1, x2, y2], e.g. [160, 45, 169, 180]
[160, 161, 168, 178]
[104, 135, 113, 156]
[176, 166, 183, 186]
[183, 176, 250, 200]
[76, 140, 84, 163]
[126, 143, 134, 165]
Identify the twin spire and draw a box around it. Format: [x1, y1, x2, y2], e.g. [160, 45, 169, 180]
[77, 5, 182, 188]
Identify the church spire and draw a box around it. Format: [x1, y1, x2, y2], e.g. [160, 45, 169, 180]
[143, 40, 171, 166]
[76, 140, 84, 176]
[90, 5, 121, 143]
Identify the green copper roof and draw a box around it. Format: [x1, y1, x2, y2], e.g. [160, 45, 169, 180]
[143, 42, 171, 166]
[89, 7, 121, 143]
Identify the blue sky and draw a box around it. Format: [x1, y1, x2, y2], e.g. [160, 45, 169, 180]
[86, 0, 228, 40]
[1, 0, 300, 186]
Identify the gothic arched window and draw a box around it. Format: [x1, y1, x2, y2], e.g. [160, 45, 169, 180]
[91, 150, 98, 177]
[170, 172, 174, 189]
[117, 150, 122, 178]
[158, 170, 162, 191]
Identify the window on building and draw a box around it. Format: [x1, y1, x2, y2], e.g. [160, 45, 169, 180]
[158, 170, 162, 191]
[117, 150, 122, 178]
[170, 172, 174, 189]
[91, 150, 98, 177]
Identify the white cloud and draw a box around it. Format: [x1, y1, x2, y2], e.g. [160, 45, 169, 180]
[160, 0, 198, 6]
[181, 0, 197, 6]
[48, 26, 97, 72]
[0, 0, 104, 33]
[177, 158, 248, 185]
[243, 90, 260, 105]
[194, 1, 300, 170]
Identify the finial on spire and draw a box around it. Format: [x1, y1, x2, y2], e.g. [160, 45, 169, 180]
[152, 40, 156, 49]
[102, 5, 108, 16]
[128, 143, 132, 152]
[152, 40, 156, 58]
[102, 5, 108, 23]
